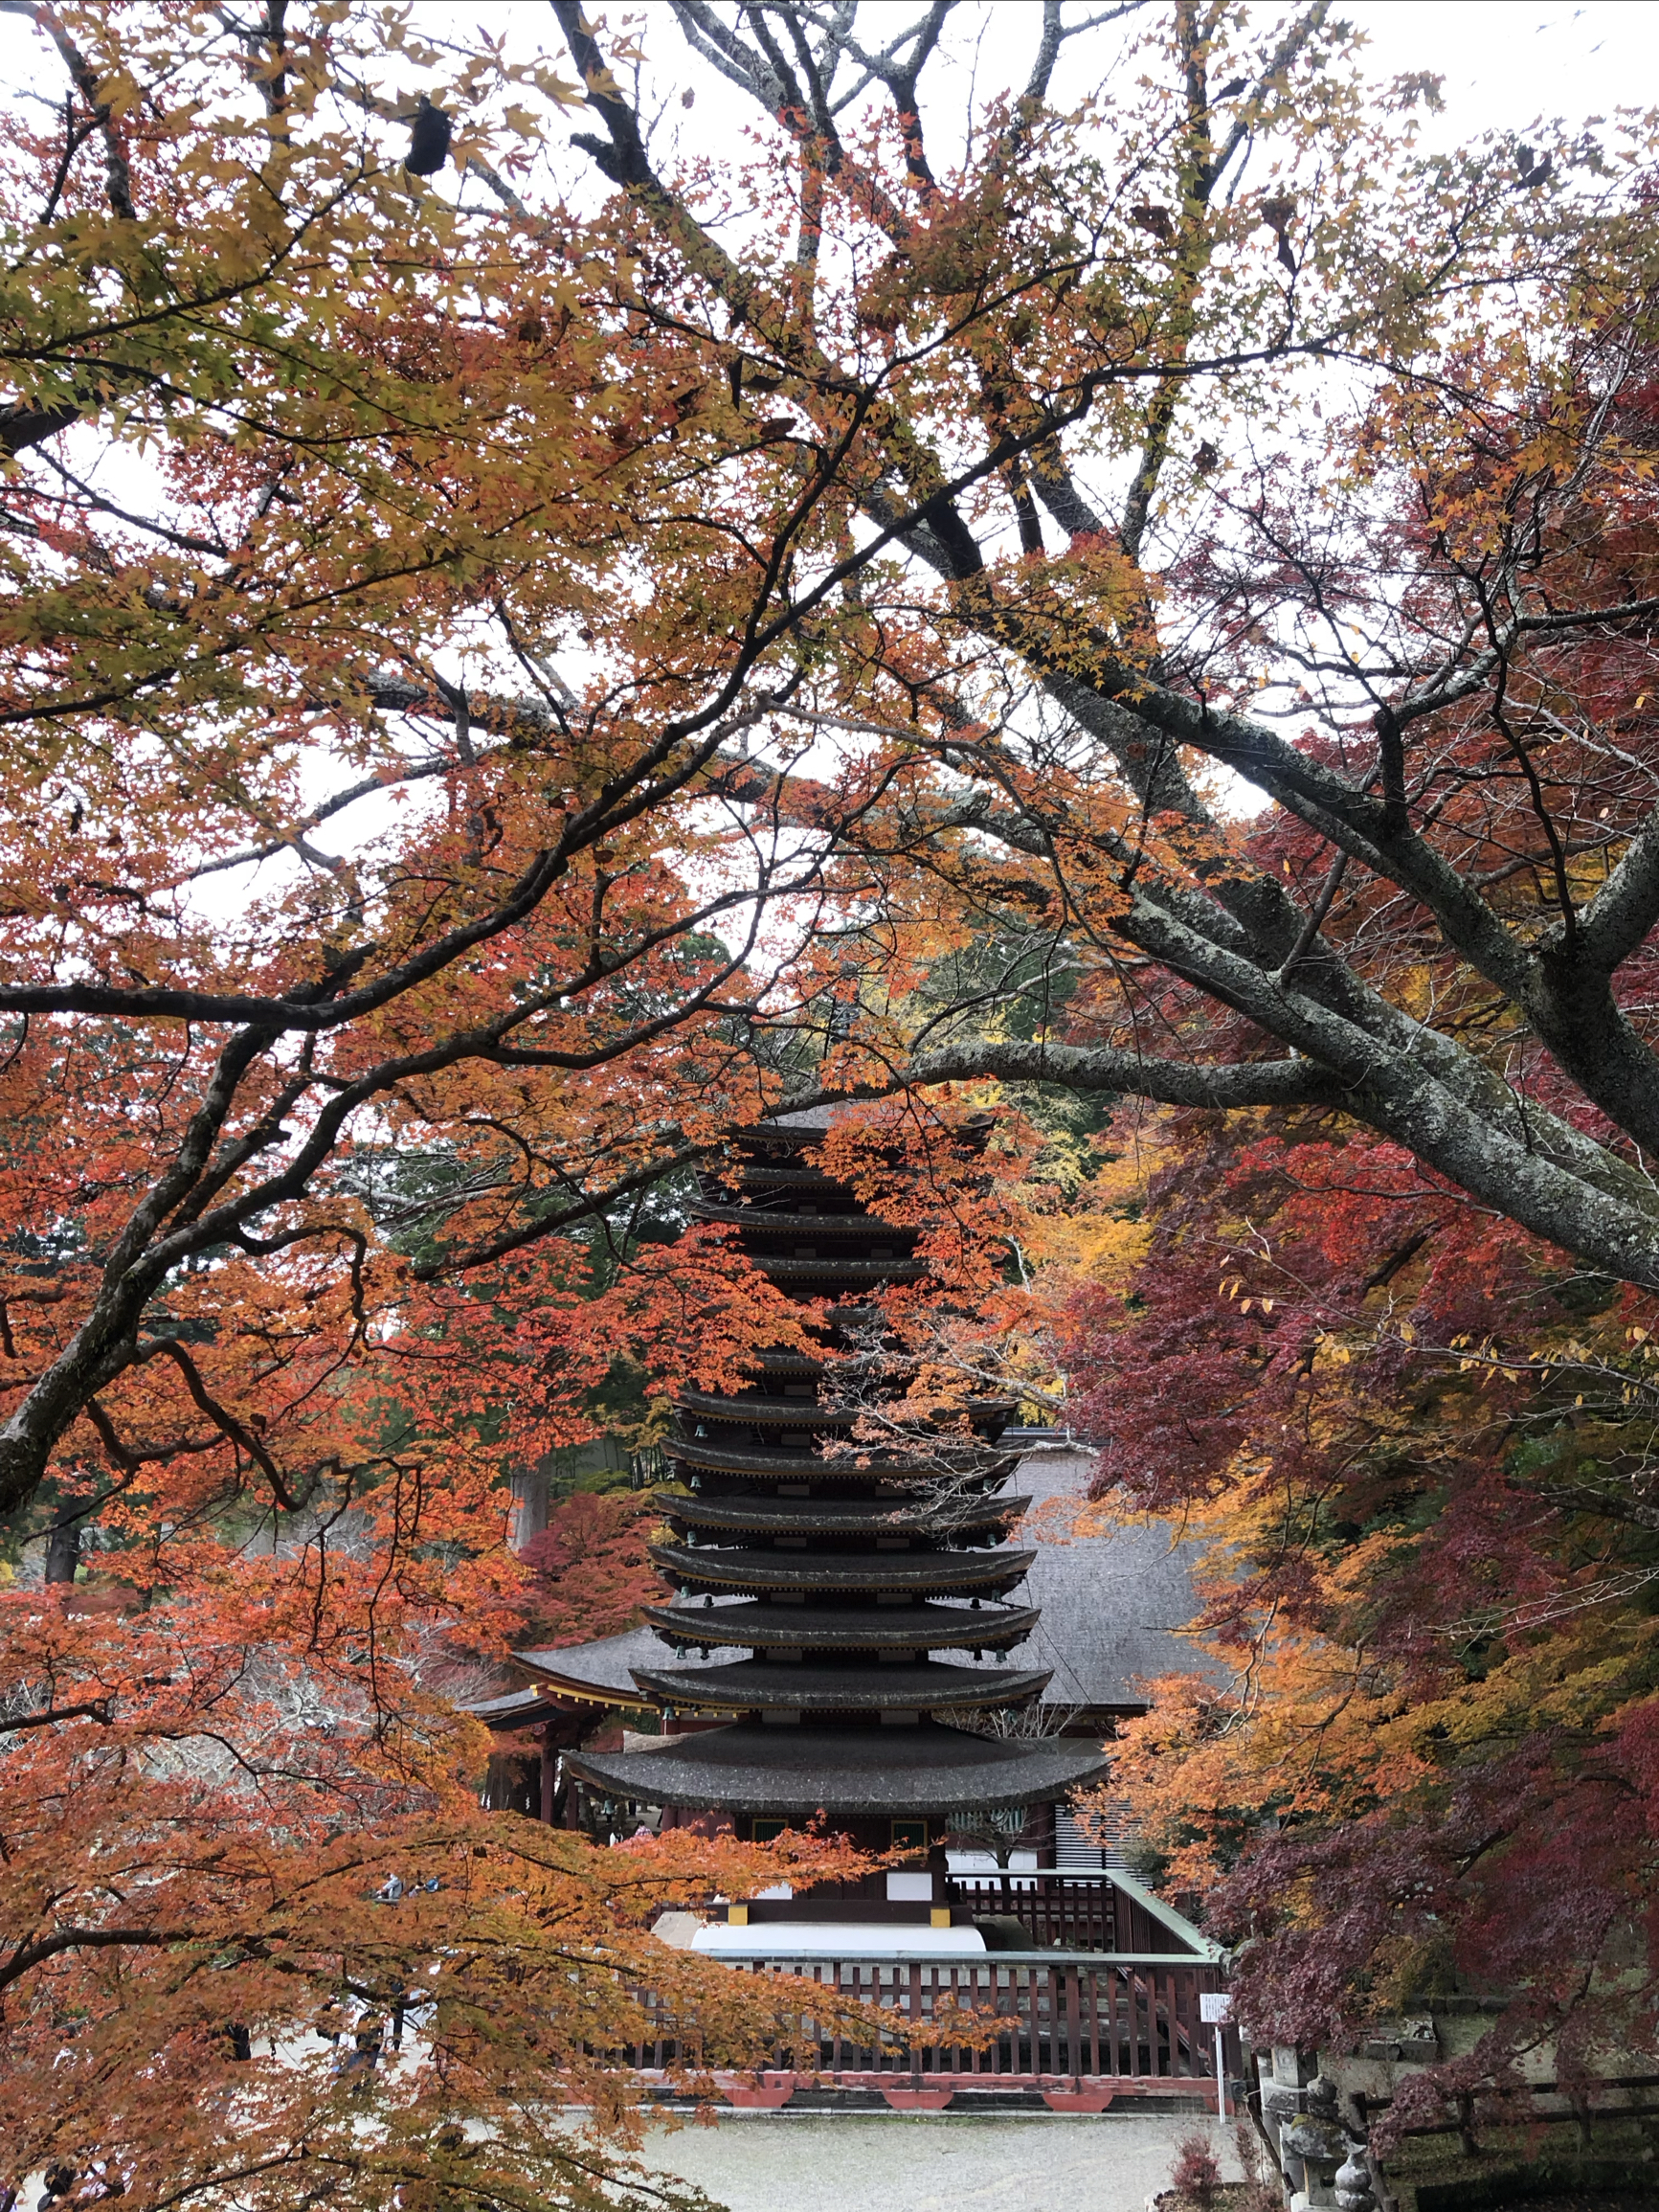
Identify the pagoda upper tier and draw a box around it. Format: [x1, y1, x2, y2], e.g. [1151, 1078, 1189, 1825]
[564, 1114, 1108, 1832]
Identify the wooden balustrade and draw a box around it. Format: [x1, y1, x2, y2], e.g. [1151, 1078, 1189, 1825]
[698, 1871, 1204, 1958]
[627, 1951, 1225, 2092]
[946, 1870, 1128, 1952]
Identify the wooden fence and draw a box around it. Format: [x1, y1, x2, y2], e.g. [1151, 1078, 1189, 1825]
[629, 1950, 1228, 2102]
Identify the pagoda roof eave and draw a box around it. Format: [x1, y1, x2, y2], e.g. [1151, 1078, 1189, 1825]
[675, 1393, 858, 1427]
[642, 1598, 1040, 1652]
[661, 1492, 1030, 1538]
[674, 1389, 1018, 1433]
[688, 1204, 921, 1243]
[648, 1541, 1037, 1595]
[747, 1255, 930, 1285]
[664, 1439, 1019, 1483]
[564, 1720, 1107, 1818]
[705, 1164, 840, 1191]
[631, 1659, 1052, 1713]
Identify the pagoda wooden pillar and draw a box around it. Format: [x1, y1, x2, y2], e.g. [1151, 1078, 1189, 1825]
[539, 1721, 558, 1824]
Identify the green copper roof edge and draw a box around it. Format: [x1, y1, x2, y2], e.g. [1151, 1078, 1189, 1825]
[1098, 1863, 1225, 1963]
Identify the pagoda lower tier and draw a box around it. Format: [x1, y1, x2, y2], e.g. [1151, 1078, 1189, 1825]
[560, 1112, 1109, 1851]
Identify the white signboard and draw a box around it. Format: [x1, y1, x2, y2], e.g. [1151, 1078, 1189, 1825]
[886, 1871, 934, 1902]
[1199, 1993, 1234, 2025]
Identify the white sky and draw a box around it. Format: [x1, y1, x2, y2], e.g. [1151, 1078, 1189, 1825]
[411, 3, 1656, 145]
[5, 2, 1645, 124]
[1343, 3, 1648, 141]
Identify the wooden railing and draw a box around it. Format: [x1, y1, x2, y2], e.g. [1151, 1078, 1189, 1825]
[928, 1865, 1207, 1956]
[629, 1951, 1228, 2100]
[944, 1869, 1180, 1953]
[1355, 2073, 1659, 2156]
[719, 1869, 1207, 1957]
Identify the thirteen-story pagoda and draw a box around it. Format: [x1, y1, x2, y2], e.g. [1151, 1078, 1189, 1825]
[564, 1113, 1108, 1873]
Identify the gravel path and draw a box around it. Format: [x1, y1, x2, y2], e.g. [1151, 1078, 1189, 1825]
[639, 2110, 1243, 2211]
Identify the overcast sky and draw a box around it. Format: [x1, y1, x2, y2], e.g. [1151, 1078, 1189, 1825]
[508, 2, 1652, 147]
[3, 4, 1648, 184]
[393, 3, 1657, 224]
[1342, 3, 1648, 142]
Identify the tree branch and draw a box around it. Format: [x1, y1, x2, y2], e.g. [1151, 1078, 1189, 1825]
[0, 1699, 114, 1731]
[0, 1925, 170, 1997]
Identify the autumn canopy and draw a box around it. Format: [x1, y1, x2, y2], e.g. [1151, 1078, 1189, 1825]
[2, 0, 1658, 2199]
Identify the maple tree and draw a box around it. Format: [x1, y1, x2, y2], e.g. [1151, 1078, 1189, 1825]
[518, 1491, 659, 1648]
[1049, 1101, 1659, 2101]
[530, 6, 1659, 2091]
[0, 3, 888, 2200]
[2, 1589, 877, 2208]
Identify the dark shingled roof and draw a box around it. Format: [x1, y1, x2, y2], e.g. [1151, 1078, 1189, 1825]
[631, 1657, 1052, 1713]
[664, 1437, 1017, 1483]
[564, 1717, 1107, 1817]
[466, 1686, 550, 1729]
[642, 1596, 1042, 1653]
[1009, 1443, 1214, 1711]
[514, 1629, 713, 1703]
[664, 1490, 1028, 1539]
[647, 1541, 1038, 1595]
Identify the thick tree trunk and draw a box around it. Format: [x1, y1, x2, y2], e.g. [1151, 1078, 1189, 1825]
[43, 1519, 81, 1585]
